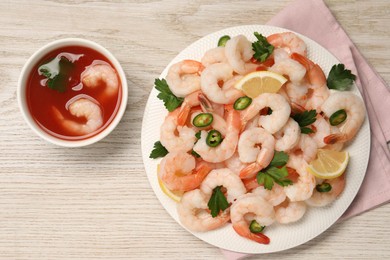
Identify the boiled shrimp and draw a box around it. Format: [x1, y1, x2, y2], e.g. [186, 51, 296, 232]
[200, 168, 246, 203]
[291, 53, 330, 112]
[321, 92, 365, 144]
[160, 108, 197, 153]
[81, 60, 119, 96]
[284, 82, 309, 109]
[306, 175, 346, 207]
[177, 189, 230, 232]
[310, 114, 331, 148]
[231, 193, 275, 244]
[251, 184, 286, 207]
[158, 152, 212, 192]
[225, 35, 257, 75]
[241, 93, 291, 134]
[201, 46, 228, 67]
[224, 152, 248, 176]
[166, 60, 203, 98]
[54, 97, 103, 135]
[267, 32, 307, 56]
[238, 127, 275, 179]
[275, 199, 307, 224]
[200, 63, 243, 104]
[292, 134, 318, 163]
[284, 154, 315, 201]
[274, 118, 301, 152]
[193, 105, 240, 163]
[269, 58, 307, 83]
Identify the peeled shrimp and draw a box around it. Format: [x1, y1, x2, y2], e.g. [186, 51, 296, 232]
[321, 92, 365, 144]
[201, 46, 228, 67]
[269, 58, 307, 83]
[251, 184, 286, 206]
[177, 189, 230, 232]
[238, 127, 275, 179]
[284, 155, 315, 201]
[241, 93, 291, 134]
[275, 199, 307, 224]
[54, 97, 103, 135]
[166, 60, 203, 98]
[274, 118, 301, 152]
[193, 105, 240, 163]
[224, 152, 248, 176]
[310, 114, 331, 148]
[160, 108, 197, 153]
[306, 175, 346, 207]
[285, 82, 309, 109]
[292, 134, 318, 163]
[158, 152, 212, 192]
[225, 35, 257, 75]
[291, 53, 330, 112]
[200, 168, 246, 203]
[200, 63, 243, 104]
[231, 193, 275, 244]
[267, 32, 307, 56]
[81, 61, 119, 96]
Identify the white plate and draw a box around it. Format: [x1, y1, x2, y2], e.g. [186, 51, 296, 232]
[141, 25, 370, 254]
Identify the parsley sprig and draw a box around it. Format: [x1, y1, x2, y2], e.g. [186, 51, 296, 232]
[154, 78, 184, 112]
[292, 109, 317, 134]
[252, 32, 274, 62]
[38, 57, 73, 93]
[149, 141, 168, 159]
[208, 186, 229, 217]
[327, 64, 356, 91]
[257, 151, 292, 190]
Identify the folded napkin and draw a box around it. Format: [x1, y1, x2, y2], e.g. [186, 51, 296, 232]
[222, 0, 390, 258]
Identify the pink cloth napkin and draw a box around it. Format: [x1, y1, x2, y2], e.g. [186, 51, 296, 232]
[222, 0, 390, 258]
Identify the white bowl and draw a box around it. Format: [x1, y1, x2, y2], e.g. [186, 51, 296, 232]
[17, 38, 128, 147]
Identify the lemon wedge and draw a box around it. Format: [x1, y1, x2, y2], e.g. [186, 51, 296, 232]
[307, 149, 349, 179]
[234, 71, 287, 98]
[157, 165, 183, 202]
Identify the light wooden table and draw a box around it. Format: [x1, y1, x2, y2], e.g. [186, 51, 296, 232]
[1, 0, 389, 259]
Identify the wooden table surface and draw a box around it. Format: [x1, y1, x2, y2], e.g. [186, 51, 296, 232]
[1, 0, 389, 259]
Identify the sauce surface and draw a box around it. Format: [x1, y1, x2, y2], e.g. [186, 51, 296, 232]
[26, 46, 122, 140]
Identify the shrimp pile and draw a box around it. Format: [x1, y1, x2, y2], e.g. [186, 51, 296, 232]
[153, 32, 366, 244]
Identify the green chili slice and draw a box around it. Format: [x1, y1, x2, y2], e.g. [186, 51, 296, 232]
[233, 96, 252, 110]
[218, 35, 231, 47]
[316, 183, 332, 193]
[329, 109, 347, 126]
[206, 130, 223, 147]
[249, 220, 265, 233]
[192, 113, 213, 127]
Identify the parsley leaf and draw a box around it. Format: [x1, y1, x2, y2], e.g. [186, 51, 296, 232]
[154, 78, 184, 112]
[149, 141, 168, 159]
[208, 186, 229, 218]
[252, 32, 274, 62]
[256, 151, 292, 190]
[327, 64, 356, 91]
[257, 166, 292, 190]
[269, 151, 289, 168]
[38, 57, 73, 93]
[292, 109, 317, 134]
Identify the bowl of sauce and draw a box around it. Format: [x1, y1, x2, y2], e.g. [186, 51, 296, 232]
[18, 38, 128, 147]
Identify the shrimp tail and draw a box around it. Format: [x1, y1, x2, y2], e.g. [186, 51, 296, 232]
[291, 102, 306, 114]
[324, 133, 347, 144]
[239, 163, 261, 179]
[177, 104, 191, 126]
[290, 52, 313, 70]
[198, 93, 213, 112]
[233, 224, 270, 244]
[243, 177, 260, 191]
